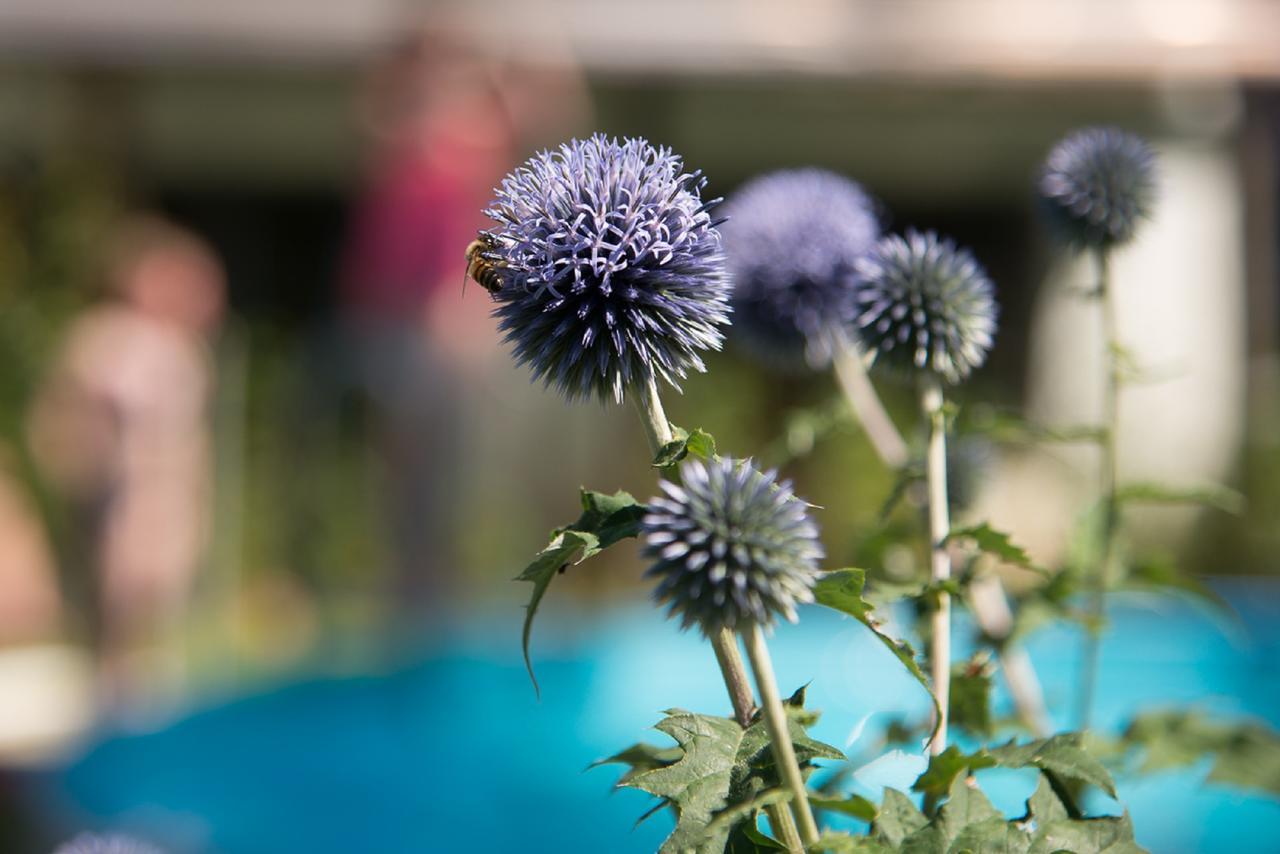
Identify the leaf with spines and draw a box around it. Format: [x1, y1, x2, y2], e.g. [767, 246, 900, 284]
[943, 523, 1048, 577]
[517, 489, 646, 694]
[812, 569, 941, 741]
[600, 698, 843, 853]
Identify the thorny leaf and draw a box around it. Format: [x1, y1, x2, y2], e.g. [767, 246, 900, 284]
[517, 489, 645, 695]
[813, 569, 942, 743]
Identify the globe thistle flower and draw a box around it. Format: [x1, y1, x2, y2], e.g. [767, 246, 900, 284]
[53, 834, 165, 854]
[1039, 127, 1157, 249]
[721, 169, 881, 369]
[854, 230, 997, 384]
[642, 457, 823, 633]
[481, 134, 731, 403]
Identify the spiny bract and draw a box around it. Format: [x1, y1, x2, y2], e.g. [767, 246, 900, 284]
[1039, 127, 1157, 249]
[482, 134, 731, 403]
[721, 168, 881, 369]
[642, 457, 823, 634]
[854, 229, 997, 384]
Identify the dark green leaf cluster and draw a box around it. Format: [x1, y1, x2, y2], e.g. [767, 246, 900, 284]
[597, 691, 843, 853]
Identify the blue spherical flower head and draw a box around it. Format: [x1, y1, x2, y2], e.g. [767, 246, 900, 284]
[722, 168, 880, 369]
[482, 134, 731, 403]
[642, 457, 823, 634]
[1039, 127, 1156, 250]
[854, 230, 997, 385]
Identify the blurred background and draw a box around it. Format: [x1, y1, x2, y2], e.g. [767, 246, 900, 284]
[0, 1, 1277, 852]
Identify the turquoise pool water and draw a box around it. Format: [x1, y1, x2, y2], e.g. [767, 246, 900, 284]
[34, 581, 1280, 853]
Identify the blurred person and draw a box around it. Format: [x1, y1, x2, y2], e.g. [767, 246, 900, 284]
[333, 23, 587, 618]
[29, 216, 224, 713]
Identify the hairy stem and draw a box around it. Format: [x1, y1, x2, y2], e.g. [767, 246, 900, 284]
[1078, 247, 1118, 730]
[632, 378, 796, 846]
[743, 621, 820, 850]
[923, 376, 951, 756]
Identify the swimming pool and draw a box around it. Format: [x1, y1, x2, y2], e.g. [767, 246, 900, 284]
[33, 581, 1280, 853]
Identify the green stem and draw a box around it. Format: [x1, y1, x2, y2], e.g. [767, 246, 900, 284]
[743, 621, 820, 850]
[631, 378, 797, 847]
[830, 328, 909, 468]
[1078, 247, 1118, 730]
[832, 328, 1050, 737]
[923, 376, 951, 757]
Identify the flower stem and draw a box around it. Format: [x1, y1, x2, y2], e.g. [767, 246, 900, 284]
[632, 374, 675, 461]
[743, 621, 820, 849]
[832, 329, 1050, 736]
[1078, 247, 1118, 730]
[830, 328, 909, 468]
[922, 376, 951, 756]
[631, 377, 797, 847]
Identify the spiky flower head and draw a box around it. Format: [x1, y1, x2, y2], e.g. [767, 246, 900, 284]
[721, 169, 880, 368]
[854, 230, 997, 384]
[1039, 127, 1157, 249]
[642, 457, 823, 633]
[481, 134, 731, 403]
[53, 834, 165, 854]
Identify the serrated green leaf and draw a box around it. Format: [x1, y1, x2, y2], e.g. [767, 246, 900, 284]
[1115, 481, 1245, 515]
[943, 523, 1047, 576]
[875, 789, 929, 847]
[987, 734, 1118, 799]
[939, 774, 1003, 839]
[1024, 776, 1069, 826]
[517, 489, 645, 695]
[949, 818, 1033, 854]
[1029, 814, 1142, 854]
[614, 698, 843, 853]
[517, 529, 597, 697]
[808, 830, 895, 853]
[810, 794, 878, 823]
[912, 746, 997, 798]
[913, 734, 1117, 801]
[731, 820, 788, 852]
[813, 569, 942, 741]
[591, 742, 682, 785]
[949, 657, 995, 739]
[653, 426, 718, 467]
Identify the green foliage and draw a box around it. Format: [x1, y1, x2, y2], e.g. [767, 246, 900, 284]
[911, 734, 1117, 800]
[654, 425, 719, 467]
[599, 695, 843, 853]
[517, 488, 646, 694]
[1122, 554, 1229, 613]
[812, 569, 941, 739]
[964, 409, 1105, 446]
[1121, 709, 1280, 795]
[1114, 481, 1245, 515]
[948, 655, 995, 739]
[943, 523, 1047, 577]
[889, 774, 1140, 854]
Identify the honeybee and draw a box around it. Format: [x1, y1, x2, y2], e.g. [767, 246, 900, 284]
[463, 232, 507, 295]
